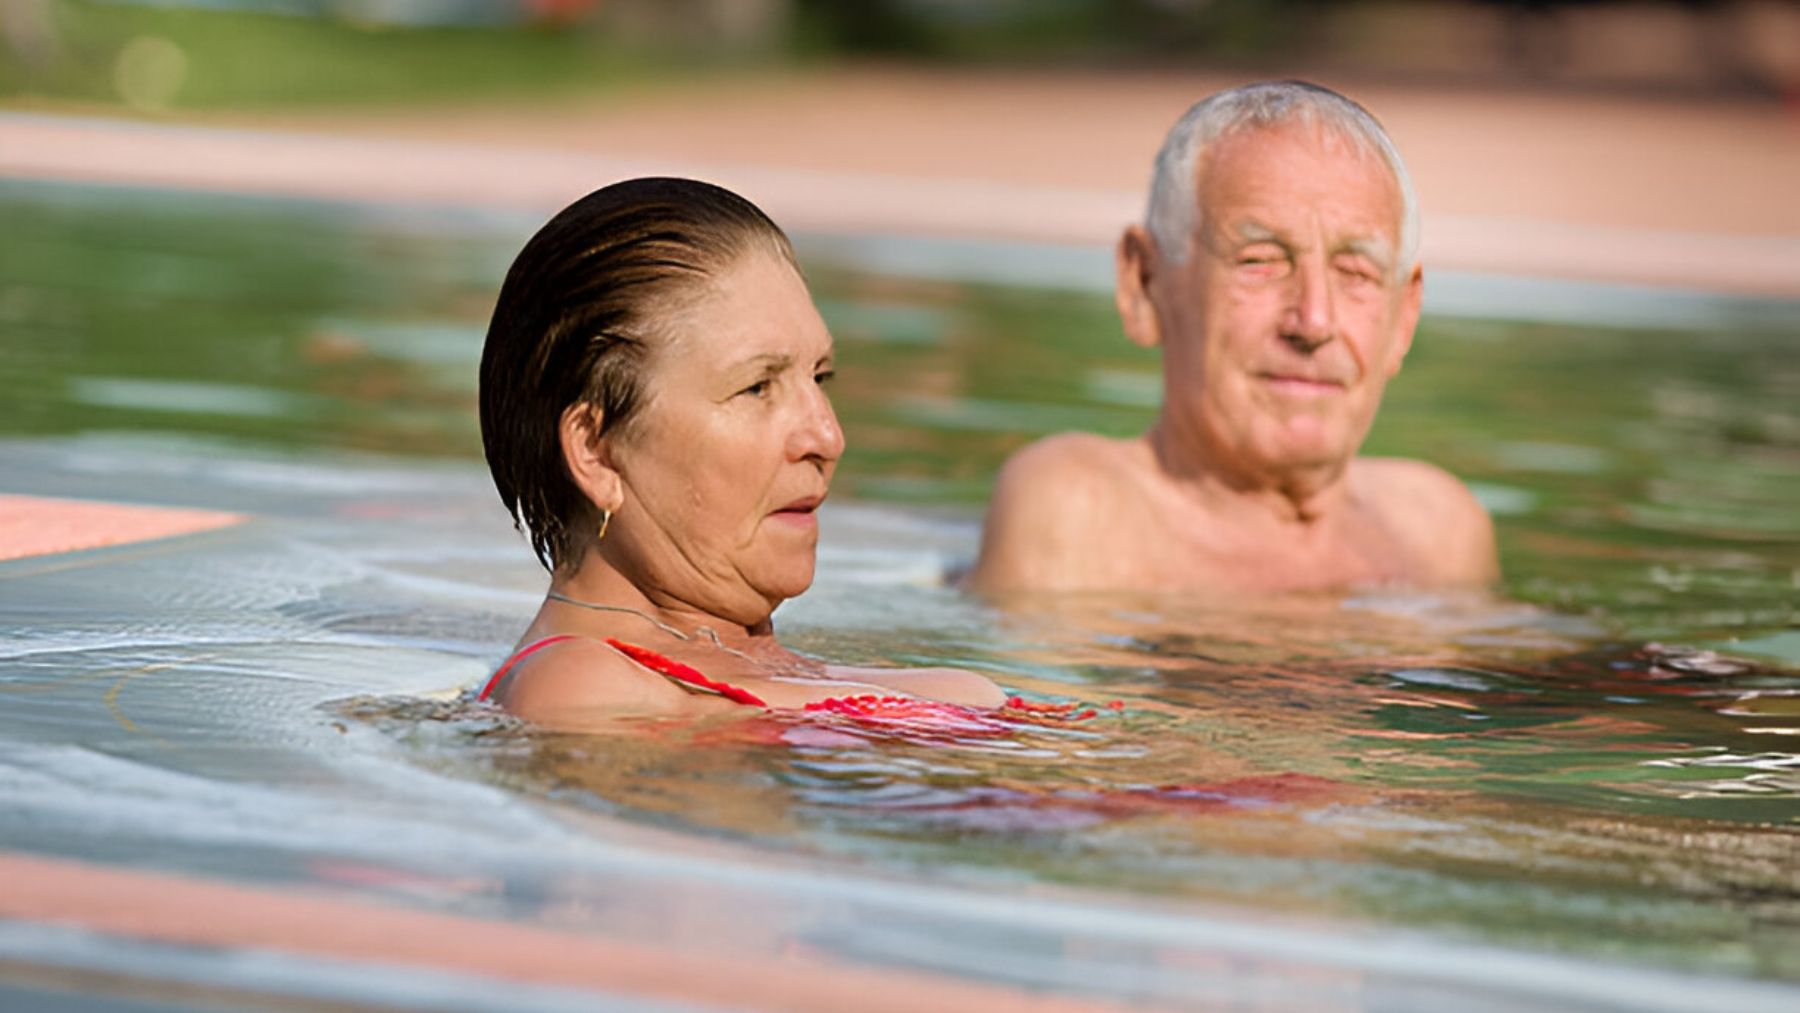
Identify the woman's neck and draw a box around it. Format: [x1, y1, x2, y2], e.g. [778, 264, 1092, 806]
[547, 562, 780, 657]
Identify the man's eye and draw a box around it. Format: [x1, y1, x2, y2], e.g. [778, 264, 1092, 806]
[739, 380, 772, 398]
[814, 370, 835, 385]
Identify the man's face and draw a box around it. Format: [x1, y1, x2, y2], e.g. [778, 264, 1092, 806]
[1151, 120, 1421, 486]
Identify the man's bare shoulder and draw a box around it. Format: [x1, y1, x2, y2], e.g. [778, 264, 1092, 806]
[966, 432, 1150, 592]
[1003, 431, 1144, 482]
[1353, 456, 1499, 585]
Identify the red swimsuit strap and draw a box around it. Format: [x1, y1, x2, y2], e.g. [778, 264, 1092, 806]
[477, 634, 768, 708]
[476, 634, 576, 702]
[605, 639, 769, 707]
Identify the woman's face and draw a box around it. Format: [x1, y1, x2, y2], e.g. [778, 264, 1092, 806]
[604, 249, 844, 626]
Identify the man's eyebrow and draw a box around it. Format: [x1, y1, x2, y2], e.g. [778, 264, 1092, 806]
[1337, 237, 1396, 270]
[1232, 222, 1282, 245]
[1201, 221, 1285, 259]
[1340, 237, 1393, 259]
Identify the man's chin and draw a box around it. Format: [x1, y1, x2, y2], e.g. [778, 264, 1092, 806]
[1245, 439, 1355, 484]
[1254, 422, 1347, 457]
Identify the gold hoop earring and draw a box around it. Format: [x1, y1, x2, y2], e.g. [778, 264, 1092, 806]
[597, 509, 612, 543]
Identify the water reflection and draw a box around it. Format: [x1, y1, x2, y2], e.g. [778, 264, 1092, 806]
[4, 182, 1798, 984]
[358, 619, 1796, 975]
[331, 581, 1800, 977]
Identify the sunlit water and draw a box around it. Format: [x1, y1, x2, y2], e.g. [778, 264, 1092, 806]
[1, 181, 1796, 1007]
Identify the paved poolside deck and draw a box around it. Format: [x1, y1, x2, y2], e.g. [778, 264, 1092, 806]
[0, 494, 243, 562]
[0, 851, 1135, 1013]
[3, 67, 1798, 296]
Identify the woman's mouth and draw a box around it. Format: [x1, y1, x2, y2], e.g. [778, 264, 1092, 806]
[769, 496, 823, 527]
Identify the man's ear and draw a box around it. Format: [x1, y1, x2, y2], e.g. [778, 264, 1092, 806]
[560, 402, 623, 514]
[1384, 264, 1423, 378]
[1115, 226, 1165, 350]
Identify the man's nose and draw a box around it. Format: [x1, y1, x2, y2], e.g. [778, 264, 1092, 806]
[789, 383, 845, 466]
[1281, 257, 1336, 352]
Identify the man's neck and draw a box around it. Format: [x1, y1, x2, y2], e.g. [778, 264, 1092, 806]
[1145, 421, 1352, 526]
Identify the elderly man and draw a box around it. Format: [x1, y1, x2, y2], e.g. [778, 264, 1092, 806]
[968, 81, 1497, 594]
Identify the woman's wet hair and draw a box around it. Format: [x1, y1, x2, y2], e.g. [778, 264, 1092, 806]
[1144, 80, 1419, 278]
[480, 177, 798, 572]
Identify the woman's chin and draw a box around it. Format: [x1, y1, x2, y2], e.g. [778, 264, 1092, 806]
[754, 565, 817, 607]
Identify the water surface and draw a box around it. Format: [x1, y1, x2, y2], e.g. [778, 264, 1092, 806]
[1, 181, 1796, 1007]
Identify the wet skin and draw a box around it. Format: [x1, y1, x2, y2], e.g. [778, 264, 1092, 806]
[969, 119, 1497, 594]
[495, 251, 1004, 727]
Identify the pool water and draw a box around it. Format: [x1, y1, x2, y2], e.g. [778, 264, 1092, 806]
[1, 180, 1796, 1007]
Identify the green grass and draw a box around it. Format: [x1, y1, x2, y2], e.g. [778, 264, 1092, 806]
[0, 1, 716, 111]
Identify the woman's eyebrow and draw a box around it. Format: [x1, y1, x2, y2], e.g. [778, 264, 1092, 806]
[734, 352, 793, 374]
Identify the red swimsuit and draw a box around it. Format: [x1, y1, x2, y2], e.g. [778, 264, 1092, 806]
[478, 636, 1111, 728]
[476, 635, 768, 706]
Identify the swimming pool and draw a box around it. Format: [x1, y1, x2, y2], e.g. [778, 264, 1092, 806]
[1, 180, 1795, 1011]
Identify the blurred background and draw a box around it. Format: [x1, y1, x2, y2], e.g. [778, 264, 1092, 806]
[5, 0, 1800, 104]
[4, 0, 1797, 289]
[2, 0, 1798, 592]
[3, 8, 1800, 998]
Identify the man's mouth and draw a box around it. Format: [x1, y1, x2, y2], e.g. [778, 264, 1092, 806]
[1259, 372, 1345, 396]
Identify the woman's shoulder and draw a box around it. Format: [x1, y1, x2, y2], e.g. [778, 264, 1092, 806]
[491, 635, 700, 727]
[824, 664, 1008, 709]
[488, 635, 1008, 723]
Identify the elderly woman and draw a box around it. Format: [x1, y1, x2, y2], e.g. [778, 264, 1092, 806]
[477, 177, 1004, 727]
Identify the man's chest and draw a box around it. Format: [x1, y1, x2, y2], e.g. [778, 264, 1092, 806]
[1125, 504, 1420, 593]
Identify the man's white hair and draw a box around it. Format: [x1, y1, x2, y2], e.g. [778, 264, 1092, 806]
[1145, 80, 1420, 277]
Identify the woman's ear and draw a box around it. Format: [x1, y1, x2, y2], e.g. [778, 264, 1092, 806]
[559, 402, 623, 514]
[1115, 226, 1164, 350]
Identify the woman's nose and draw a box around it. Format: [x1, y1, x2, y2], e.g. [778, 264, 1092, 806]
[789, 384, 845, 465]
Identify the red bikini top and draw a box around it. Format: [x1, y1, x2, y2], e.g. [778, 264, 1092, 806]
[476, 635, 767, 706]
[478, 636, 1114, 727]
